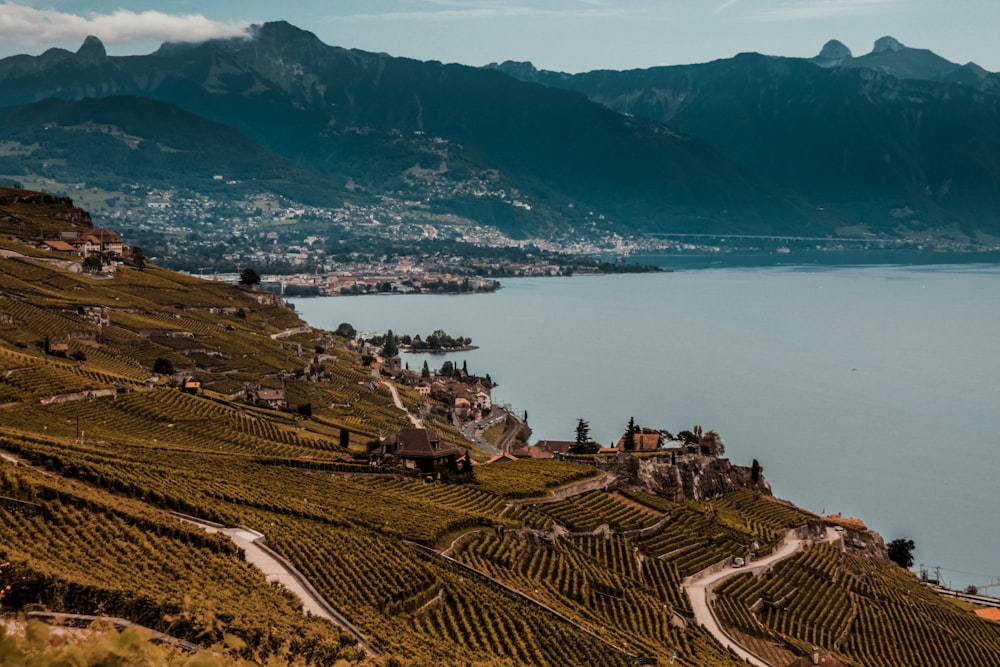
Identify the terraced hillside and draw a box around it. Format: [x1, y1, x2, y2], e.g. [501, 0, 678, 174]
[714, 542, 1000, 666]
[2, 189, 999, 665]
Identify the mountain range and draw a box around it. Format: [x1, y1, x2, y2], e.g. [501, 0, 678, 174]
[1, 23, 998, 244]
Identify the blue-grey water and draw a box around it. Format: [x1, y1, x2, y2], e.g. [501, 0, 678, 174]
[290, 264, 1000, 591]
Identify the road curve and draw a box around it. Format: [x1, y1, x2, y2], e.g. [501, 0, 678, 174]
[175, 514, 380, 655]
[682, 528, 840, 667]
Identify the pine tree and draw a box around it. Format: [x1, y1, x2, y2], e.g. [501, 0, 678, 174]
[382, 329, 398, 357]
[624, 416, 637, 451]
[571, 419, 598, 454]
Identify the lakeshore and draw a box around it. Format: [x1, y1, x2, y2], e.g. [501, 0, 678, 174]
[291, 264, 1000, 592]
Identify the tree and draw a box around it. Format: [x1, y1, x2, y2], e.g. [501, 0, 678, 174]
[887, 538, 915, 568]
[699, 430, 725, 456]
[297, 403, 313, 418]
[421, 360, 430, 378]
[153, 358, 174, 376]
[382, 329, 398, 357]
[571, 419, 599, 454]
[339, 427, 350, 450]
[82, 254, 103, 273]
[334, 322, 356, 339]
[239, 267, 261, 286]
[751, 458, 761, 483]
[131, 246, 146, 270]
[677, 430, 698, 445]
[624, 417, 637, 451]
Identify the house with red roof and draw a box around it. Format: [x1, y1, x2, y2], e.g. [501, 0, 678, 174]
[614, 431, 663, 452]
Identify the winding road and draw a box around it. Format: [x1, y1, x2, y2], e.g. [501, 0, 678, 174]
[682, 527, 841, 667]
[176, 514, 380, 656]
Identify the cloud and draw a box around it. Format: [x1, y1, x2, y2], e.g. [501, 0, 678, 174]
[739, 0, 905, 22]
[714, 0, 742, 15]
[0, 3, 249, 50]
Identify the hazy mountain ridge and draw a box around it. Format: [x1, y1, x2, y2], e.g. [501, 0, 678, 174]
[490, 38, 1000, 239]
[811, 36, 1000, 93]
[0, 96, 348, 207]
[0, 22, 807, 239]
[0, 24, 997, 243]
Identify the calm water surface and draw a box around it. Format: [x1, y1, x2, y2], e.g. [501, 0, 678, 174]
[291, 264, 1000, 590]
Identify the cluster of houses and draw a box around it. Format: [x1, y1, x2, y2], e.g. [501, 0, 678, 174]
[508, 430, 668, 460]
[181, 379, 288, 410]
[40, 228, 124, 258]
[361, 345, 494, 423]
[413, 376, 492, 421]
[369, 425, 687, 475]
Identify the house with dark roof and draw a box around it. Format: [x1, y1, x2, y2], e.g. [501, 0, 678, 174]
[243, 383, 287, 409]
[373, 428, 459, 475]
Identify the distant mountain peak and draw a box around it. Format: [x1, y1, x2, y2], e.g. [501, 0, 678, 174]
[814, 39, 853, 66]
[872, 36, 904, 54]
[75, 35, 106, 62]
[249, 21, 323, 46]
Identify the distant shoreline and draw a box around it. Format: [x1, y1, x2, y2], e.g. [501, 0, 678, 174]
[402, 345, 479, 354]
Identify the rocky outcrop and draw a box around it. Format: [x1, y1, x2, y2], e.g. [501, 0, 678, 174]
[813, 39, 853, 67]
[872, 36, 905, 54]
[594, 452, 771, 502]
[842, 527, 889, 562]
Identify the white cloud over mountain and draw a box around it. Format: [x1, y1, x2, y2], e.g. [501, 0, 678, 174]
[0, 3, 248, 50]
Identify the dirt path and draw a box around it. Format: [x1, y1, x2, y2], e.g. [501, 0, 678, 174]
[176, 514, 380, 656]
[682, 527, 841, 667]
[383, 380, 422, 427]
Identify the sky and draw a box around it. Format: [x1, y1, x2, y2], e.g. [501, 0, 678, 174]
[0, 0, 998, 73]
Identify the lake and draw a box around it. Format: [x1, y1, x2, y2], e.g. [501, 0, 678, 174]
[290, 264, 1000, 591]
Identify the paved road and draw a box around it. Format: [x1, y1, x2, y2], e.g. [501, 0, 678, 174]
[682, 527, 840, 667]
[178, 515, 380, 655]
[382, 380, 422, 427]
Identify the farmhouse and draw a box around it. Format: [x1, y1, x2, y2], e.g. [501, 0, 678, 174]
[372, 428, 458, 475]
[243, 383, 288, 409]
[75, 228, 123, 256]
